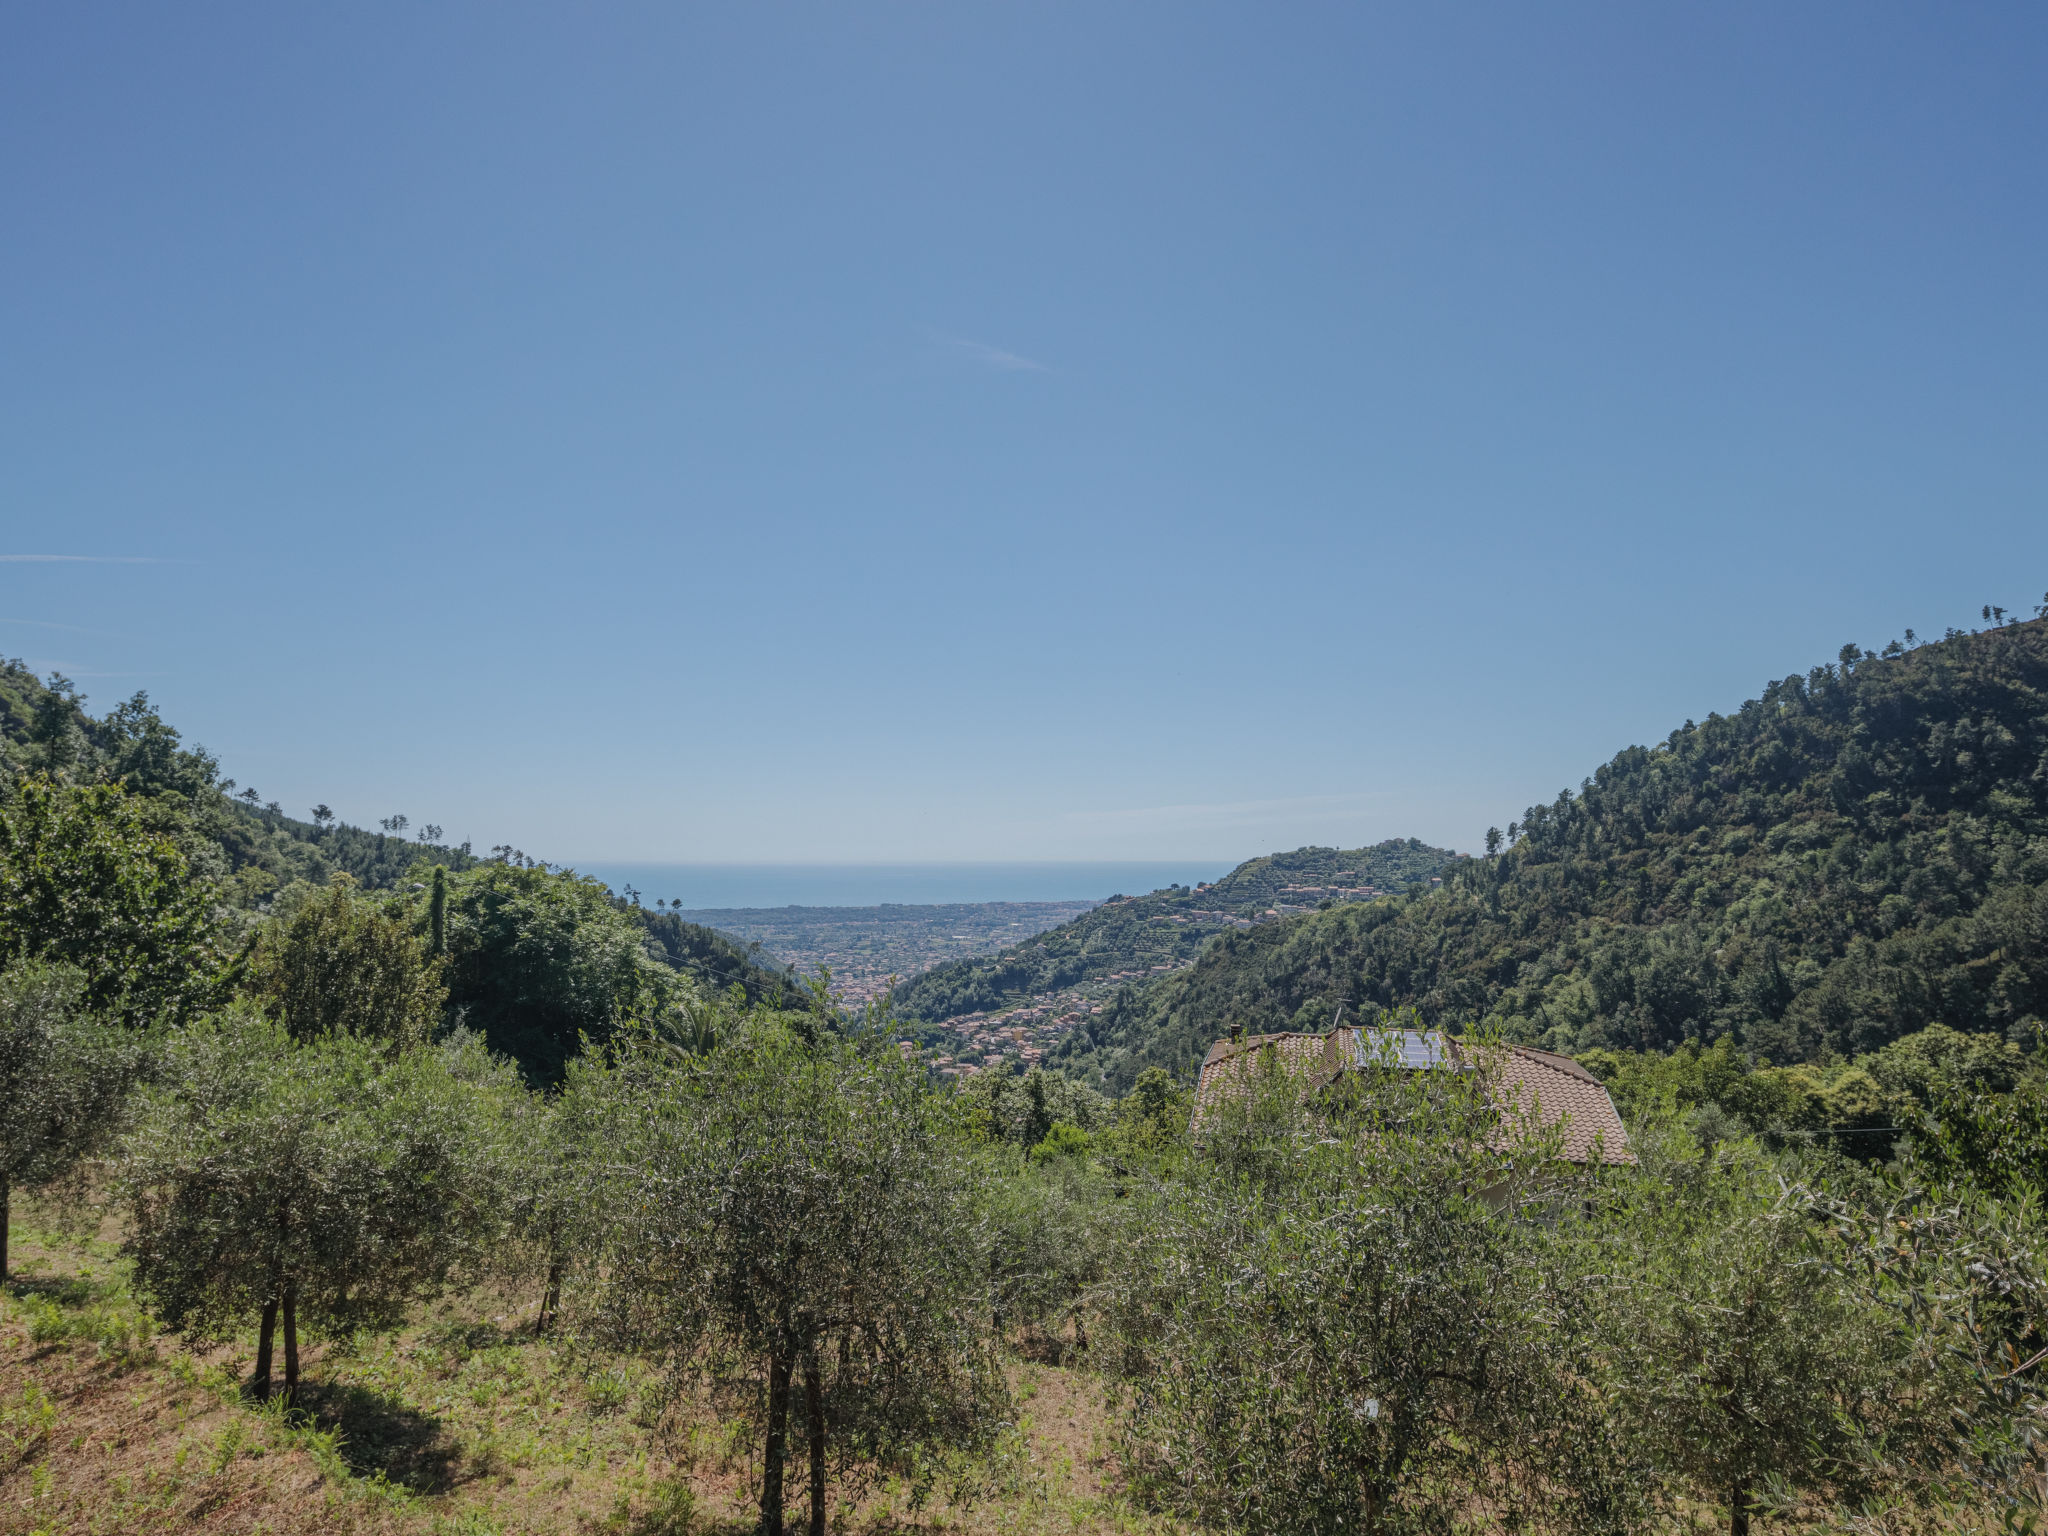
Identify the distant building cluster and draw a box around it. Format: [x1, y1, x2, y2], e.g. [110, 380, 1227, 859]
[1276, 881, 1389, 901]
[932, 994, 1110, 1076]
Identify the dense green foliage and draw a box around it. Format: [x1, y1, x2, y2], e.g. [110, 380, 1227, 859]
[0, 659, 478, 906]
[1060, 620, 2048, 1089]
[0, 662, 793, 1081]
[635, 905, 798, 1003]
[406, 862, 674, 1084]
[0, 777, 231, 1027]
[1098, 1051, 1991, 1536]
[1913, 1062, 2048, 1196]
[120, 1013, 518, 1400]
[1106, 1062, 1640, 1536]
[248, 875, 446, 1049]
[982, 1148, 1116, 1350]
[954, 1062, 1112, 1146]
[570, 1014, 1009, 1536]
[1596, 1141, 1928, 1533]
[0, 963, 144, 1278]
[1580, 1022, 2026, 1161]
[893, 839, 1456, 1025]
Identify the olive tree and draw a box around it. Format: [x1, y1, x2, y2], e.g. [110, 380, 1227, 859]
[983, 1143, 1119, 1353]
[503, 1075, 598, 1335]
[1102, 1046, 1642, 1536]
[118, 1014, 517, 1401]
[0, 963, 144, 1279]
[1597, 1134, 1930, 1536]
[1810, 1177, 2048, 1505]
[579, 1016, 1008, 1536]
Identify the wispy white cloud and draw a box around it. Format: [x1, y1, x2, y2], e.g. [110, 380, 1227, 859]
[0, 554, 180, 563]
[927, 331, 1051, 373]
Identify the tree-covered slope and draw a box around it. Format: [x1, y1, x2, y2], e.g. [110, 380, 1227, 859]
[0, 659, 479, 902]
[1056, 618, 2048, 1091]
[636, 908, 799, 1002]
[0, 660, 788, 1013]
[890, 839, 1457, 1024]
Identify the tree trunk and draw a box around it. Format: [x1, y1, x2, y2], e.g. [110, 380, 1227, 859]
[805, 1350, 827, 1536]
[761, 1350, 793, 1536]
[1730, 1479, 1750, 1536]
[0, 1173, 10, 1283]
[536, 1255, 563, 1336]
[281, 1282, 301, 1408]
[254, 1297, 278, 1399]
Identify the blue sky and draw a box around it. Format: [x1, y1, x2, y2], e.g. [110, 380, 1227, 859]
[3, 4, 2044, 865]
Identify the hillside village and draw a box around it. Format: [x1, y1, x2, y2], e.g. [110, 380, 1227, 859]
[930, 996, 1107, 1074]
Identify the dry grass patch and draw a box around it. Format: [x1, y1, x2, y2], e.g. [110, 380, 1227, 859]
[0, 1211, 1176, 1536]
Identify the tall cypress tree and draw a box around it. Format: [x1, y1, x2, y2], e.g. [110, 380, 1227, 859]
[429, 865, 447, 959]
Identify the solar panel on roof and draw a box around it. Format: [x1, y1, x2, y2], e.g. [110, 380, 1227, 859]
[1351, 1028, 1463, 1070]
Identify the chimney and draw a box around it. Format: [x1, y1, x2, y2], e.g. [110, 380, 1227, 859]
[1229, 1020, 1243, 1046]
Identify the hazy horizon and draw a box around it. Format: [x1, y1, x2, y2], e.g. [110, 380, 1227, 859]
[574, 861, 1241, 910]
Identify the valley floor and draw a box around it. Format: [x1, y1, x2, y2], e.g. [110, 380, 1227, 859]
[0, 1209, 1168, 1536]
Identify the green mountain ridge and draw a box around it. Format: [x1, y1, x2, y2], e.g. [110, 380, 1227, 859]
[1053, 616, 2048, 1092]
[0, 660, 786, 1006]
[890, 838, 1459, 1024]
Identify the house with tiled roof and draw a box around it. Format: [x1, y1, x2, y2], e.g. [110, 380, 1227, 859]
[1192, 1025, 1633, 1166]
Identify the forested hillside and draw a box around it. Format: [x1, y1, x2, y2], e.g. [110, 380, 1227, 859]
[637, 906, 800, 999]
[13, 637, 2048, 1536]
[0, 661, 787, 1058]
[0, 659, 476, 902]
[891, 838, 1456, 1023]
[1056, 615, 2048, 1091]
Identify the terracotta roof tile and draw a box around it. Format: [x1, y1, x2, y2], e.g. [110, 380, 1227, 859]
[1473, 1044, 1634, 1166]
[1190, 1028, 1633, 1165]
[1189, 1033, 1333, 1132]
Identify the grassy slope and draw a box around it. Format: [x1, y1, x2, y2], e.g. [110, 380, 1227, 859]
[0, 1207, 1162, 1536]
[891, 840, 1457, 1026]
[1060, 620, 2048, 1089]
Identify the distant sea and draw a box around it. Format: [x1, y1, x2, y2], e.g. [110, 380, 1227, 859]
[573, 862, 1232, 909]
